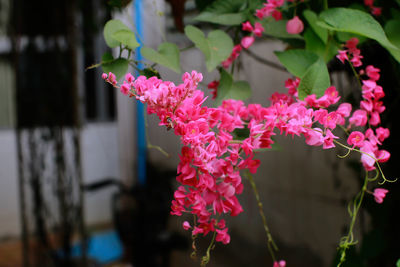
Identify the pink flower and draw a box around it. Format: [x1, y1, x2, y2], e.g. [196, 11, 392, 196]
[304, 128, 324, 146]
[337, 103, 352, 117]
[373, 188, 388, 204]
[272, 10, 283, 21]
[376, 149, 390, 163]
[366, 65, 380, 81]
[347, 131, 365, 147]
[241, 36, 255, 49]
[286, 16, 304, 34]
[273, 260, 286, 267]
[371, 7, 382, 16]
[242, 21, 254, 32]
[101, 73, 108, 80]
[253, 22, 265, 37]
[349, 110, 368, 127]
[323, 129, 338, 149]
[120, 82, 130, 95]
[346, 38, 359, 50]
[183, 221, 191, 230]
[216, 228, 230, 244]
[125, 73, 135, 83]
[364, 0, 374, 7]
[207, 80, 219, 100]
[360, 142, 376, 169]
[336, 50, 348, 63]
[375, 127, 390, 142]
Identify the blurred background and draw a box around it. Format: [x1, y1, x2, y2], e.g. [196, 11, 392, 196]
[0, 0, 399, 266]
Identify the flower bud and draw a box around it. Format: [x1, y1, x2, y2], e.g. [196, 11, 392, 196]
[286, 16, 304, 34]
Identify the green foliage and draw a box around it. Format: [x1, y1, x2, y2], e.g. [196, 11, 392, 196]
[203, 0, 246, 14]
[139, 68, 161, 79]
[384, 19, 400, 62]
[194, 12, 246, 26]
[101, 52, 128, 80]
[304, 29, 338, 62]
[275, 49, 330, 99]
[318, 8, 399, 52]
[103, 19, 132, 48]
[297, 57, 330, 99]
[194, 0, 216, 11]
[141, 43, 182, 73]
[274, 49, 319, 77]
[112, 29, 139, 50]
[215, 69, 251, 105]
[184, 25, 233, 72]
[194, 0, 264, 25]
[261, 19, 303, 40]
[303, 10, 328, 43]
[397, 258, 400, 267]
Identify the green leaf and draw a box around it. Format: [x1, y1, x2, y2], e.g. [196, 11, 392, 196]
[318, 8, 398, 50]
[215, 69, 251, 105]
[304, 29, 338, 63]
[112, 29, 139, 50]
[141, 42, 181, 73]
[204, 0, 245, 13]
[396, 258, 400, 267]
[103, 19, 132, 48]
[391, 7, 400, 18]
[194, 12, 246, 25]
[101, 54, 129, 81]
[102, 52, 113, 63]
[303, 10, 328, 43]
[195, 0, 216, 11]
[384, 19, 400, 62]
[335, 31, 367, 44]
[262, 19, 303, 40]
[297, 58, 330, 99]
[139, 68, 161, 79]
[184, 25, 233, 72]
[274, 49, 319, 77]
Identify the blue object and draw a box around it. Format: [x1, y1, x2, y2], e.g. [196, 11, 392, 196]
[134, 0, 147, 186]
[86, 230, 123, 263]
[57, 230, 123, 264]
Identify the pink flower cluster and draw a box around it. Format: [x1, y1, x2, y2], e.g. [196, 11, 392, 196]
[337, 38, 363, 67]
[336, 38, 390, 171]
[102, 50, 390, 243]
[364, 0, 382, 16]
[222, 0, 306, 69]
[256, 0, 285, 21]
[256, 0, 304, 34]
[222, 22, 264, 68]
[273, 260, 287, 267]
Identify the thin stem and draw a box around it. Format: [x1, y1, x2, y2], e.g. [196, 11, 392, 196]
[348, 60, 362, 90]
[201, 230, 217, 267]
[180, 44, 195, 52]
[323, 0, 328, 10]
[243, 49, 287, 72]
[338, 173, 368, 266]
[144, 110, 170, 158]
[244, 171, 278, 263]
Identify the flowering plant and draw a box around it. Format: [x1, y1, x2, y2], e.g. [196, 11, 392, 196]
[95, 0, 400, 266]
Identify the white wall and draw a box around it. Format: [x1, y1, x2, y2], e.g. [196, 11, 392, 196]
[0, 131, 19, 238]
